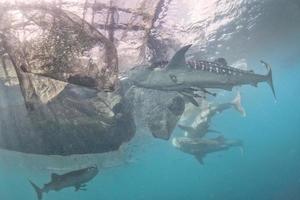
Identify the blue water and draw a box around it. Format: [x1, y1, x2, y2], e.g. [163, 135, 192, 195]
[1, 1, 300, 200]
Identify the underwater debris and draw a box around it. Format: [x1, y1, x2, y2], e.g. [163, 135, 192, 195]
[0, 3, 137, 155]
[1, 4, 118, 92]
[0, 79, 136, 155]
[125, 86, 185, 140]
[0, 0, 177, 155]
[147, 95, 185, 140]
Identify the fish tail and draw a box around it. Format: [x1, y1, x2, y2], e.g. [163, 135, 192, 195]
[239, 146, 245, 157]
[238, 140, 245, 157]
[261, 60, 276, 99]
[232, 91, 246, 117]
[29, 180, 43, 200]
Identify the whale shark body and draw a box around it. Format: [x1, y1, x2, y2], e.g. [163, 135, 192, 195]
[128, 45, 275, 98]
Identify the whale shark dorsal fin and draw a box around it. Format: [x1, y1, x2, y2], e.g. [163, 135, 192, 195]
[214, 58, 227, 66]
[166, 44, 192, 70]
[51, 173, 61, 181]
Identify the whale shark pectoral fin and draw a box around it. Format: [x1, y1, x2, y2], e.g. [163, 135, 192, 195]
[200, 88, 217, 97]
[195, 154, 205, 165]
[166, 44, 192, 70]
[29, 180, 43, 200]
[178, 91, 199, 107]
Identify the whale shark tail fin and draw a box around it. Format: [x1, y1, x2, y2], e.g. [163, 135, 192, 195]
[261, 60, 276, 100]
[29, 180, 43, 200]
[232, 91, 246, 117]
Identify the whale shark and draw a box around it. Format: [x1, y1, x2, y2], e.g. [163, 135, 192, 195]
[128, 45, 276, 99]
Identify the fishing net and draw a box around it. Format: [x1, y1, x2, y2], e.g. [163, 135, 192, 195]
[0, 0, 173, 103]
[0, 0, 166, 155]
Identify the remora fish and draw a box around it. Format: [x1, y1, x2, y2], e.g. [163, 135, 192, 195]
[29, 166, 99, 200]
[172, 136, 243, 164]
[179, 92, 245, 138]
[128, 45, 276, 98]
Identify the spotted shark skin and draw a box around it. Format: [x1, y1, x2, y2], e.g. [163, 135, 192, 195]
[187, 60, 253, 76]
[128, 45, 276, 99]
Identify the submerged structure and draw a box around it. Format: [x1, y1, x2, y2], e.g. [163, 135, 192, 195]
[0, 0, 180, 155]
